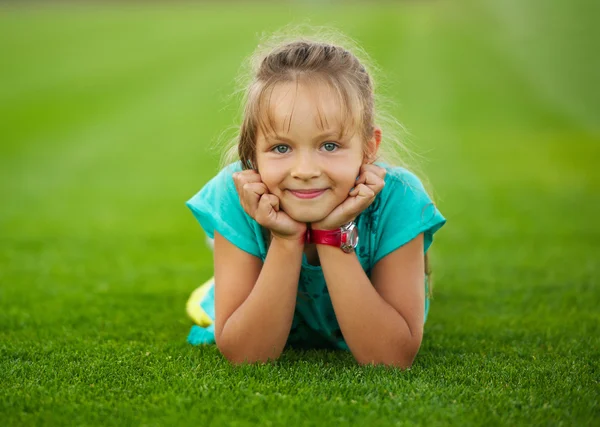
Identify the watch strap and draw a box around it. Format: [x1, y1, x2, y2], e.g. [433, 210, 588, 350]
[306, 228, 342, 246]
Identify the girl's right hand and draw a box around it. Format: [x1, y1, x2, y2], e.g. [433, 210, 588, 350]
[232, 170, 306, 241]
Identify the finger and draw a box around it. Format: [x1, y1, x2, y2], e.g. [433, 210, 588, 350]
[232, 170, 263, 194]
[362, 170, 385, 195]
[355, 164, 385, 186]
[256, 194, 280, 224]
[242, 182, 268, 197]
[348, 182, 375, 204]
[263, 194, 280, 212]
[337, 184, 375, 221]
[350, 172, 381, 196]
[355, 172, 366, 186]
[353, 183, 375, 200]
[238, 182, 268, 217]
[234, 169, 262, 181]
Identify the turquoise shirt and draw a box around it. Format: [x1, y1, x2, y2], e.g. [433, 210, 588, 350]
[186, 162, 446, 350]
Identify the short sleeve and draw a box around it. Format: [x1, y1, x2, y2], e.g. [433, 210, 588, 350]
[185, 162, 262, 258]
[373, 166, 446, 264]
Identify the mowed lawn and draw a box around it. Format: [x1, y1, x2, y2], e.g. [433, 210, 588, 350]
[1, 1, 598, 425]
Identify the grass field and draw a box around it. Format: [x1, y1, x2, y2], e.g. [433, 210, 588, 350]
[1, 0, 599, 425]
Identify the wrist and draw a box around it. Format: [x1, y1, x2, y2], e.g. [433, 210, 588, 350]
[316, 243, 350, 255]
[310, 221, 339, 231]
[270, 230, 307, 247]
[307, 221, 359, 253]
[269, 235, 305, 258]
[311, 217, 355, 231]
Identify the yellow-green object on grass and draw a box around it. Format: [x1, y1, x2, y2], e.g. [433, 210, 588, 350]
[186, 278, 214, 327]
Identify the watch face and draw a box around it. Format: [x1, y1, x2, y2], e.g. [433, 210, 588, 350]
[348, 227, 358, 246]
[341, 223, 359, 253]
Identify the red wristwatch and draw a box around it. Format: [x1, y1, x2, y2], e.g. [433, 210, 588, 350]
[306, 222, 359, 253]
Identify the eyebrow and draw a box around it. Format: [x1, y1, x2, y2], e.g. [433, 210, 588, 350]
[265, 130, 342, 144]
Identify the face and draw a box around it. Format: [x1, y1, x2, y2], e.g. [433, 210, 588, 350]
[255, 80, 368, 223]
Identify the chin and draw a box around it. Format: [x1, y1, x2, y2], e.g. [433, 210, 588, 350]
[284, 207, 330, 224]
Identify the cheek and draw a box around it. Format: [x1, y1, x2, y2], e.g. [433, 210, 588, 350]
[257, 167, 283, 194]
[331, 165, 362, 191]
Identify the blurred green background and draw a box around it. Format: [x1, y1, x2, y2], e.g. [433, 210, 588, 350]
[1, 0, 598, 425]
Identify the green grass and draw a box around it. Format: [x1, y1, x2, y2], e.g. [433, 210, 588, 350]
[1, 1, 599, 425]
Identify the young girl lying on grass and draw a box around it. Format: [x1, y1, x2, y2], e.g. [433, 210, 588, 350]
[185, 32, 446, 368]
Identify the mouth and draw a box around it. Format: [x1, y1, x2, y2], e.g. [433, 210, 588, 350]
[288, 188, 327, 200]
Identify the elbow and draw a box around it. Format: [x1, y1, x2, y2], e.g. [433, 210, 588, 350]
[356, 334, 423, 369]
[216, 336, 282, 366]
[390, 347, 419, 370]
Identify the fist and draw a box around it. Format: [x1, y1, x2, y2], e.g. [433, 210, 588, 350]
[232, 170, 306, 240]
[311, 163, 387, 230]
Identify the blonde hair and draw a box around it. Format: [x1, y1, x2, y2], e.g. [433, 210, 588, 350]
[219, 27, 435, 292]
[221, 26, 420, 171]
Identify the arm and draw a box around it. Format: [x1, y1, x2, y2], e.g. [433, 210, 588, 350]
[212, 169, 307, 364]
[214, 231, 303, 365]
[317, 233, 425, 368]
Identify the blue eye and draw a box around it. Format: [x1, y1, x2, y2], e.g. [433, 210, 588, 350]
[323, 142, 338, 152]
[273, 145, 290, 154]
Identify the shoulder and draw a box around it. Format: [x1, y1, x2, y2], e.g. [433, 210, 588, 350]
[187, 162, 243, 205]
[185, 162, 264, 258]
[362, 162, 446, 261]
[376, 163, 431, 208]
[381, 163, 426, 191]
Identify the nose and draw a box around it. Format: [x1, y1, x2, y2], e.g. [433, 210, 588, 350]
[290, 151, 321, 180]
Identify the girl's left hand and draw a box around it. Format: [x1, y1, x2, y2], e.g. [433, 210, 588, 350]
[311, 164, 386, 230]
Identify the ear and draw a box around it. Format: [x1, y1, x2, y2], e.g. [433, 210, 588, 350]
[364, 127, 382, 163]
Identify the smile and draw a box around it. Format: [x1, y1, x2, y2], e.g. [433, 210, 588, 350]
[288, 189, 327, 199]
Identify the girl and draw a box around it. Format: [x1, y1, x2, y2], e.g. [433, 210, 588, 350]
[185, 36, 446, 368]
